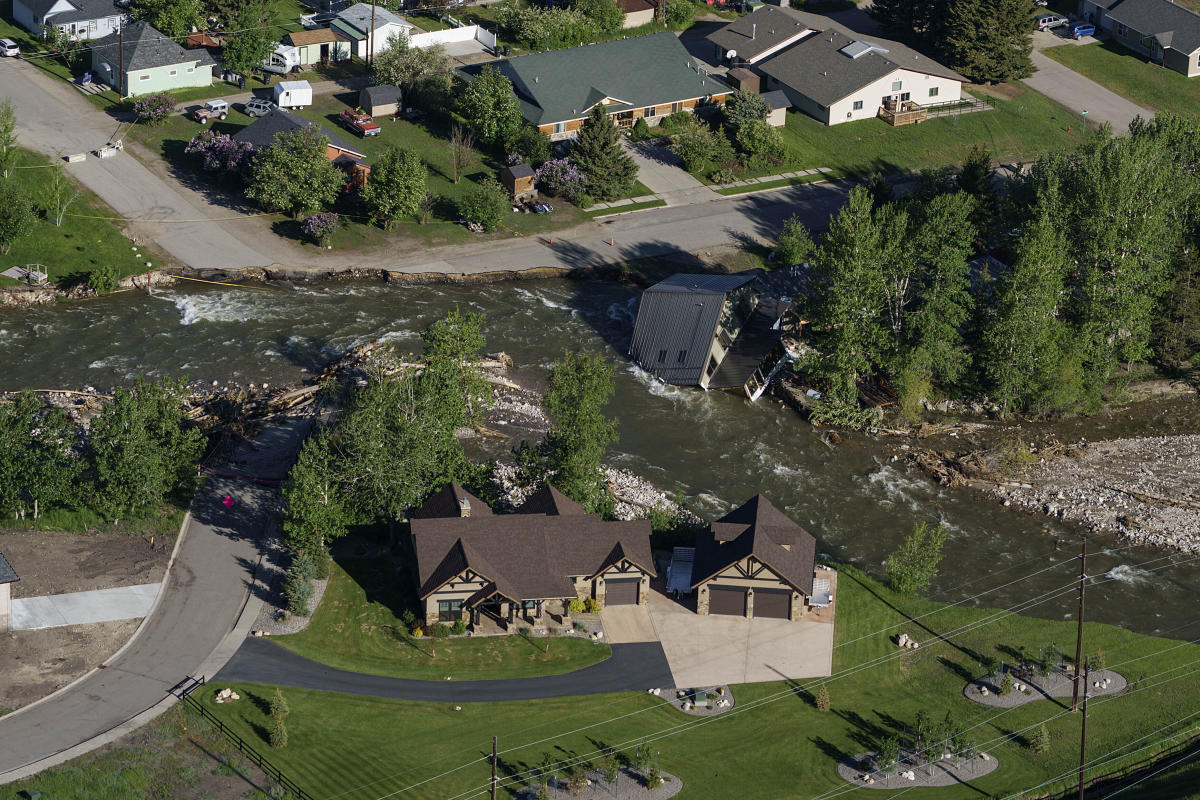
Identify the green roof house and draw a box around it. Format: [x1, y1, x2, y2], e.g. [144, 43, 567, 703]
[461, 32, 732, 140]
[91, 21, 216, 97]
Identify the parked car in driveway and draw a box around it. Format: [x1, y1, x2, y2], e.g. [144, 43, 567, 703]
[1034, 12, 1068, 29]
[191, 99, 229, 124]
[244, 98, 277, 117]
[1069, 22, 1096, 38]
[0, 38, 19, 57]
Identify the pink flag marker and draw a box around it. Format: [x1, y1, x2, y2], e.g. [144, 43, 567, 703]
[222, 495, 235, 509]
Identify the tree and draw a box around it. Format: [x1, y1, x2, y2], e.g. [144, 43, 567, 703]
[723, 90, 767, 132]
[87, 377, 204, 517]
[0, 100, 17, 179]
[269, 715, 288, 748]
[663, 0, 693, 28]
[0, 183, 35, 255]
[999, 671, 1014, 696]
[573, 0, 623, 35]
[670, 115, 733, 173]
[269, 688, 290, 719]
[567, 765, 589, 795]
[458, 177, 507, 232]
[600, 751, 620, 785]
[1029, 724, 1051, 754]
[246, 128, 346, 216]
[40, 159, 82, 227]
[875, 735, 901, 774]
[132, 0, 205, 38]
[373, 33, 451, 96]
[865, 172, 895, 208]
[734, 119, 784, 160]
[518, 351, 618, 515]
[42, 24, 83, 71]
[1152, 250, 1200, 365]
[507, 125, 552, 165]
[222, 28, 278, 76]
[943, 0, 1033, 83]
[871, 0, 945, 48]
[281, 431, 349, 562]
[885, 520, 948, 595]
[362, 145, 427, 228]
[458, 65, 522, 147]
[0, 391, 81, 520]
[775, 215, 814, 266]
[132, 92, 176, 126]
[448, 124, 477, 185]
[569, 105, 637, 202]
[646, 765, 664, 790]
[956, 145, 995, 236]
[814, 684, 831, 711]
[185, 130, 256, 177]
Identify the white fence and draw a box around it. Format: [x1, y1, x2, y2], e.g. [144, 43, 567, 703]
[408, 24, 496, 51]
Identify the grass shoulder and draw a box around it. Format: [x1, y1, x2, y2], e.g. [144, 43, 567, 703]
[1042, 40, 1188, 114]
[273, 558, 612, 681]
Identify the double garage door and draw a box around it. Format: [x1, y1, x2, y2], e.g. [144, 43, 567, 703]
[605, 577, 640, 605]
[708, 586, 791, 619]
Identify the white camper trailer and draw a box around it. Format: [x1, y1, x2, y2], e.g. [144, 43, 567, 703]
[262, 44, 302, 74]
[273, 80, 313, 109]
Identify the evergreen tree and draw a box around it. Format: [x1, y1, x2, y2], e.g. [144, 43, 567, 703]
[722, 90, 768, 132]
[943, 0, 1033, 83]
[956, 146, 996, 237]
[269, 688, 290, 719]
[569, 105, 638, 202]
[1029, 724, 1051, 754]
[814, 684, 831, 711]
[870, 0, 947, 48]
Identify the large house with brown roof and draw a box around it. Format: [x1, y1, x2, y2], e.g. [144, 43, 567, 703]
[691, 495, 831, 621]
[410, 484, 655, 631]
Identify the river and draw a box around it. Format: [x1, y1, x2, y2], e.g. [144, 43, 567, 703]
[3, 278, 1199, 641]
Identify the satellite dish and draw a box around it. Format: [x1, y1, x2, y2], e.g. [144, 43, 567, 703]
[726, 49, 737, 59]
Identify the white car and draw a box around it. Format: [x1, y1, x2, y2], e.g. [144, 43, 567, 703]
[0, 38, 19, 57]
[1034, 13, 1068, 30]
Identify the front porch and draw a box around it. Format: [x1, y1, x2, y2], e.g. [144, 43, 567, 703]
[465, 597, 573, 636]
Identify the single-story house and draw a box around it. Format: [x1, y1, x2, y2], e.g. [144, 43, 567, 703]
[760, 88, 790, 126]
[461, 32, 732, 140]
[410, 483, 655, 631]
[13, 0, 124, 40]
[333, 2, 416, 60]
[691, 495, 823, 621]
[233, 107, 370, 189]
[500, 163, 536, 201]
[1094, 0, 1200, 77]
[757, 26, 964, 125]
[616, 0, 656, 29]
[706, 5, 821, 65]
[359, 84, 402, 116]
[283, 28, 352, 67]
[628, 272, 791, 398]
[0, 552, 18, 633]
[91, 21, 215, 97]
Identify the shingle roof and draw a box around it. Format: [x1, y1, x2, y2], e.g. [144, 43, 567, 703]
[760, 89, 790, 110]
[0, 552, 17, 585]
[616, 0, 655, 13]
[757, 25, 963, 108]
[361, 84, 402, 105]
[337, 2, 410, 32]
[514, 485, 585, 516]
[707, 5, 822, 63]
[411, 482, 494, 519]
[92, 21, 215, 71]
[232, 107, 364, 159]
[691, 495, 816, 596]
[1107, 0, 1200, 54]
[502, 163, 535, 180]
[19, 0, 60, 18]
[412, 511, 655, 601]
[285, 27, 345, 46]
[39, 0, 122, 25]
[463, 32, 732, 126]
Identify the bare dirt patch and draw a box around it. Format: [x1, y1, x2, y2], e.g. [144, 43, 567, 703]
[0, 528, 176, 714]
[970, 82, 1024, 101]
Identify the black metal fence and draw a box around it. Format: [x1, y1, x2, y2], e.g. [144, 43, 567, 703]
[175, 676, 315, 800]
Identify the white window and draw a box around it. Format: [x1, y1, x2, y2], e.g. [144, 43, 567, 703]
[852, 100, 863, 110]
[891, 80, 902, 91]
[670, 101, 683, 114]
[928, 86, 939, 97]
[553, 121, 565, 134]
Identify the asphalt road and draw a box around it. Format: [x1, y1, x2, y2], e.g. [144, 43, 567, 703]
[0, 421, 310, 784]
[216, 638, 676, 702]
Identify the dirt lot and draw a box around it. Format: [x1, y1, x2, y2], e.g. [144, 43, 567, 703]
[0, 527, 176, 715]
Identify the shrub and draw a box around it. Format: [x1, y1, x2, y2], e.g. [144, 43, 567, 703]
[662, 0, 693, 28]
[87, 264, 119, 295]
[1087, 648, 1106, 672]
[1029, 724, 1051, 754]
[567, 597, 585, 615]
[184, 130, 255, 176]
[269, 688, 289, 719]
[583, 597, 602, 613]
[567, 765, 589, 795]
[411, 626, 425, 638]
[885, 520, 949, 596]
[283, 562, 314, 616]
[451, 619, 467, 635]
[458, 177, 507, 232]
[132, 91, 175, 126]
[400, 608, 417, 628]
[302, 212, 340, 246]
[814, 684, 831, 711]
[269, 716, 288, 748]
[999, 671, 1014, 696]
[709, 167, 736, 184]
[534, 157, 587, 204]
[508, 125, 552, 165]
[775, 214, 814, 267]
[735, 119, 785, 160]
[723, 90, 767, 131]
[646, 765, 664, 790]
[630, 116, 652, 142]
[431, 622, 453, 637]
[659, 111, 694, 133]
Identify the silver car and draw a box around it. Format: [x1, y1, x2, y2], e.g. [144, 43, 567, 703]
[244, 98, 277, 117]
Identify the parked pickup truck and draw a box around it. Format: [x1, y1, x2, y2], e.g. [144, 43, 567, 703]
[192, 99, 229, 124]
[339, 109, 381, 137]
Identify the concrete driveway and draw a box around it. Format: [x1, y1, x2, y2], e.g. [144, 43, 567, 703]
[1023, 30, 1153, 132]
[625, 140, 720, 207]
[601, 587, 834, 687]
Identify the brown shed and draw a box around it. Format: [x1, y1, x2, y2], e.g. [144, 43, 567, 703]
[725, 67, 761, 93]
[500, 163, 536, 202]
[359, 85, 403, 117]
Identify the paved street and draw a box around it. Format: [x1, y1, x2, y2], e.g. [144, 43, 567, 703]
[0, 421, 310, 784]
[1023, 30, 1152, 132]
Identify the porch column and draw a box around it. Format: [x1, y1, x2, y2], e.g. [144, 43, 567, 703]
[745, 588, 756, 619]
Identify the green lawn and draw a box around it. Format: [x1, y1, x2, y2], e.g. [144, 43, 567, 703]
[185, 565, 1200, 800]
[1043, 41, 1193, 115]
[587, 198, 668, 216]
[0, 147, 175, 286]
[0, 502, 186, 537]
[274, 558, 612, 680]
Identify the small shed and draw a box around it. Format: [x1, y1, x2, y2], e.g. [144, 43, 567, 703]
[760, 89, 790, 127]
[283, 28, 352, 67]
[725, 67, 760, 93]
[0, 552, 18, 633]
[500, 163, 536, 202]
[616, 0, 656, 28]
[359, 85, 402, 117]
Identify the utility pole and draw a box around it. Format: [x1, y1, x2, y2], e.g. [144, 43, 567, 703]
[1072, 537, 1087, 712]
[118, 22, 124, 98]
[1078, 665, 1090, 800]
[368, 2, 376, 66]
[491, 735, 498, 800]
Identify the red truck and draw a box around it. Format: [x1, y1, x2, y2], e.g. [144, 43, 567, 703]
[339, 109, 381, 137]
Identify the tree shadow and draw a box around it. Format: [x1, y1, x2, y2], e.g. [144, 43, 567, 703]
[834, 709, 892, 751]
[939, 655, 976, 684]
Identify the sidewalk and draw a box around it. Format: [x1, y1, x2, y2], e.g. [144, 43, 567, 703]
[11, 584, 159, 631]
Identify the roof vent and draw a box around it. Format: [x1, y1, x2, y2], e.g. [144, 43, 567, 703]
[534, 75, 539, 82]
[458, 496, 471, 517]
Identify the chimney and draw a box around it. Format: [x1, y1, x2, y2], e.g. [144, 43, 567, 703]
[751, 23, 756, 40]
[458, 496, 471, 517]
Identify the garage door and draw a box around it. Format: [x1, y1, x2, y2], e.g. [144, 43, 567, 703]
[708, 585, 748, 616]
[755, 588, 791, 619]
[605, 578, 640, 605]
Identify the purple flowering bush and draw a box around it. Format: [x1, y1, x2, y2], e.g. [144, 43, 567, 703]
[184, 130, 255, 176]
[506, 153, 524, 166]
[534, 158, 586, 203]
[302, 212, 340, 246]
[132, 91, 176, 126]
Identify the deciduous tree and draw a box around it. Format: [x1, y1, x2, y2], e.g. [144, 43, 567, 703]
[885, 519, 948, 596]
[40, 159, 83, 227]
[457, 65, 522, 147]
[281, 430, 348, 560]
[449, 124, 476, 185]
[0, 100, 17, 179]
[132, 0, 205, 38]
[362, 145, 427, 228]
[222, 28, 278, 77]
[722, 90, 767, 132]
[0, 183, 35, 255]
[0, 392, 81, 520]
[458, 177, 508, 232]
[246, 128, 345, 216]
[373, 33, 451, 96]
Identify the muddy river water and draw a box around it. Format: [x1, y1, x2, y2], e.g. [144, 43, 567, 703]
[3, 278, 1199, 640]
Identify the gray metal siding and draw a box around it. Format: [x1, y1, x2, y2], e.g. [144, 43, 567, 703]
[628, 291, 724, 385]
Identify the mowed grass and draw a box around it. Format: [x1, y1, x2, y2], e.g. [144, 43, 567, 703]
[200, 565, 1200, 800]
[273, 558, 612, 680]
[773, 85, 1089, 179]
[0, 147, 172, 286]
[1043, 40, 1194, 115]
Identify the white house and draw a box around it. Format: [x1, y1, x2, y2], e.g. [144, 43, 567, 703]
[758, 27, 964, 125]
[332, 2, 415, 60]
[12, 0, 125, 40]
